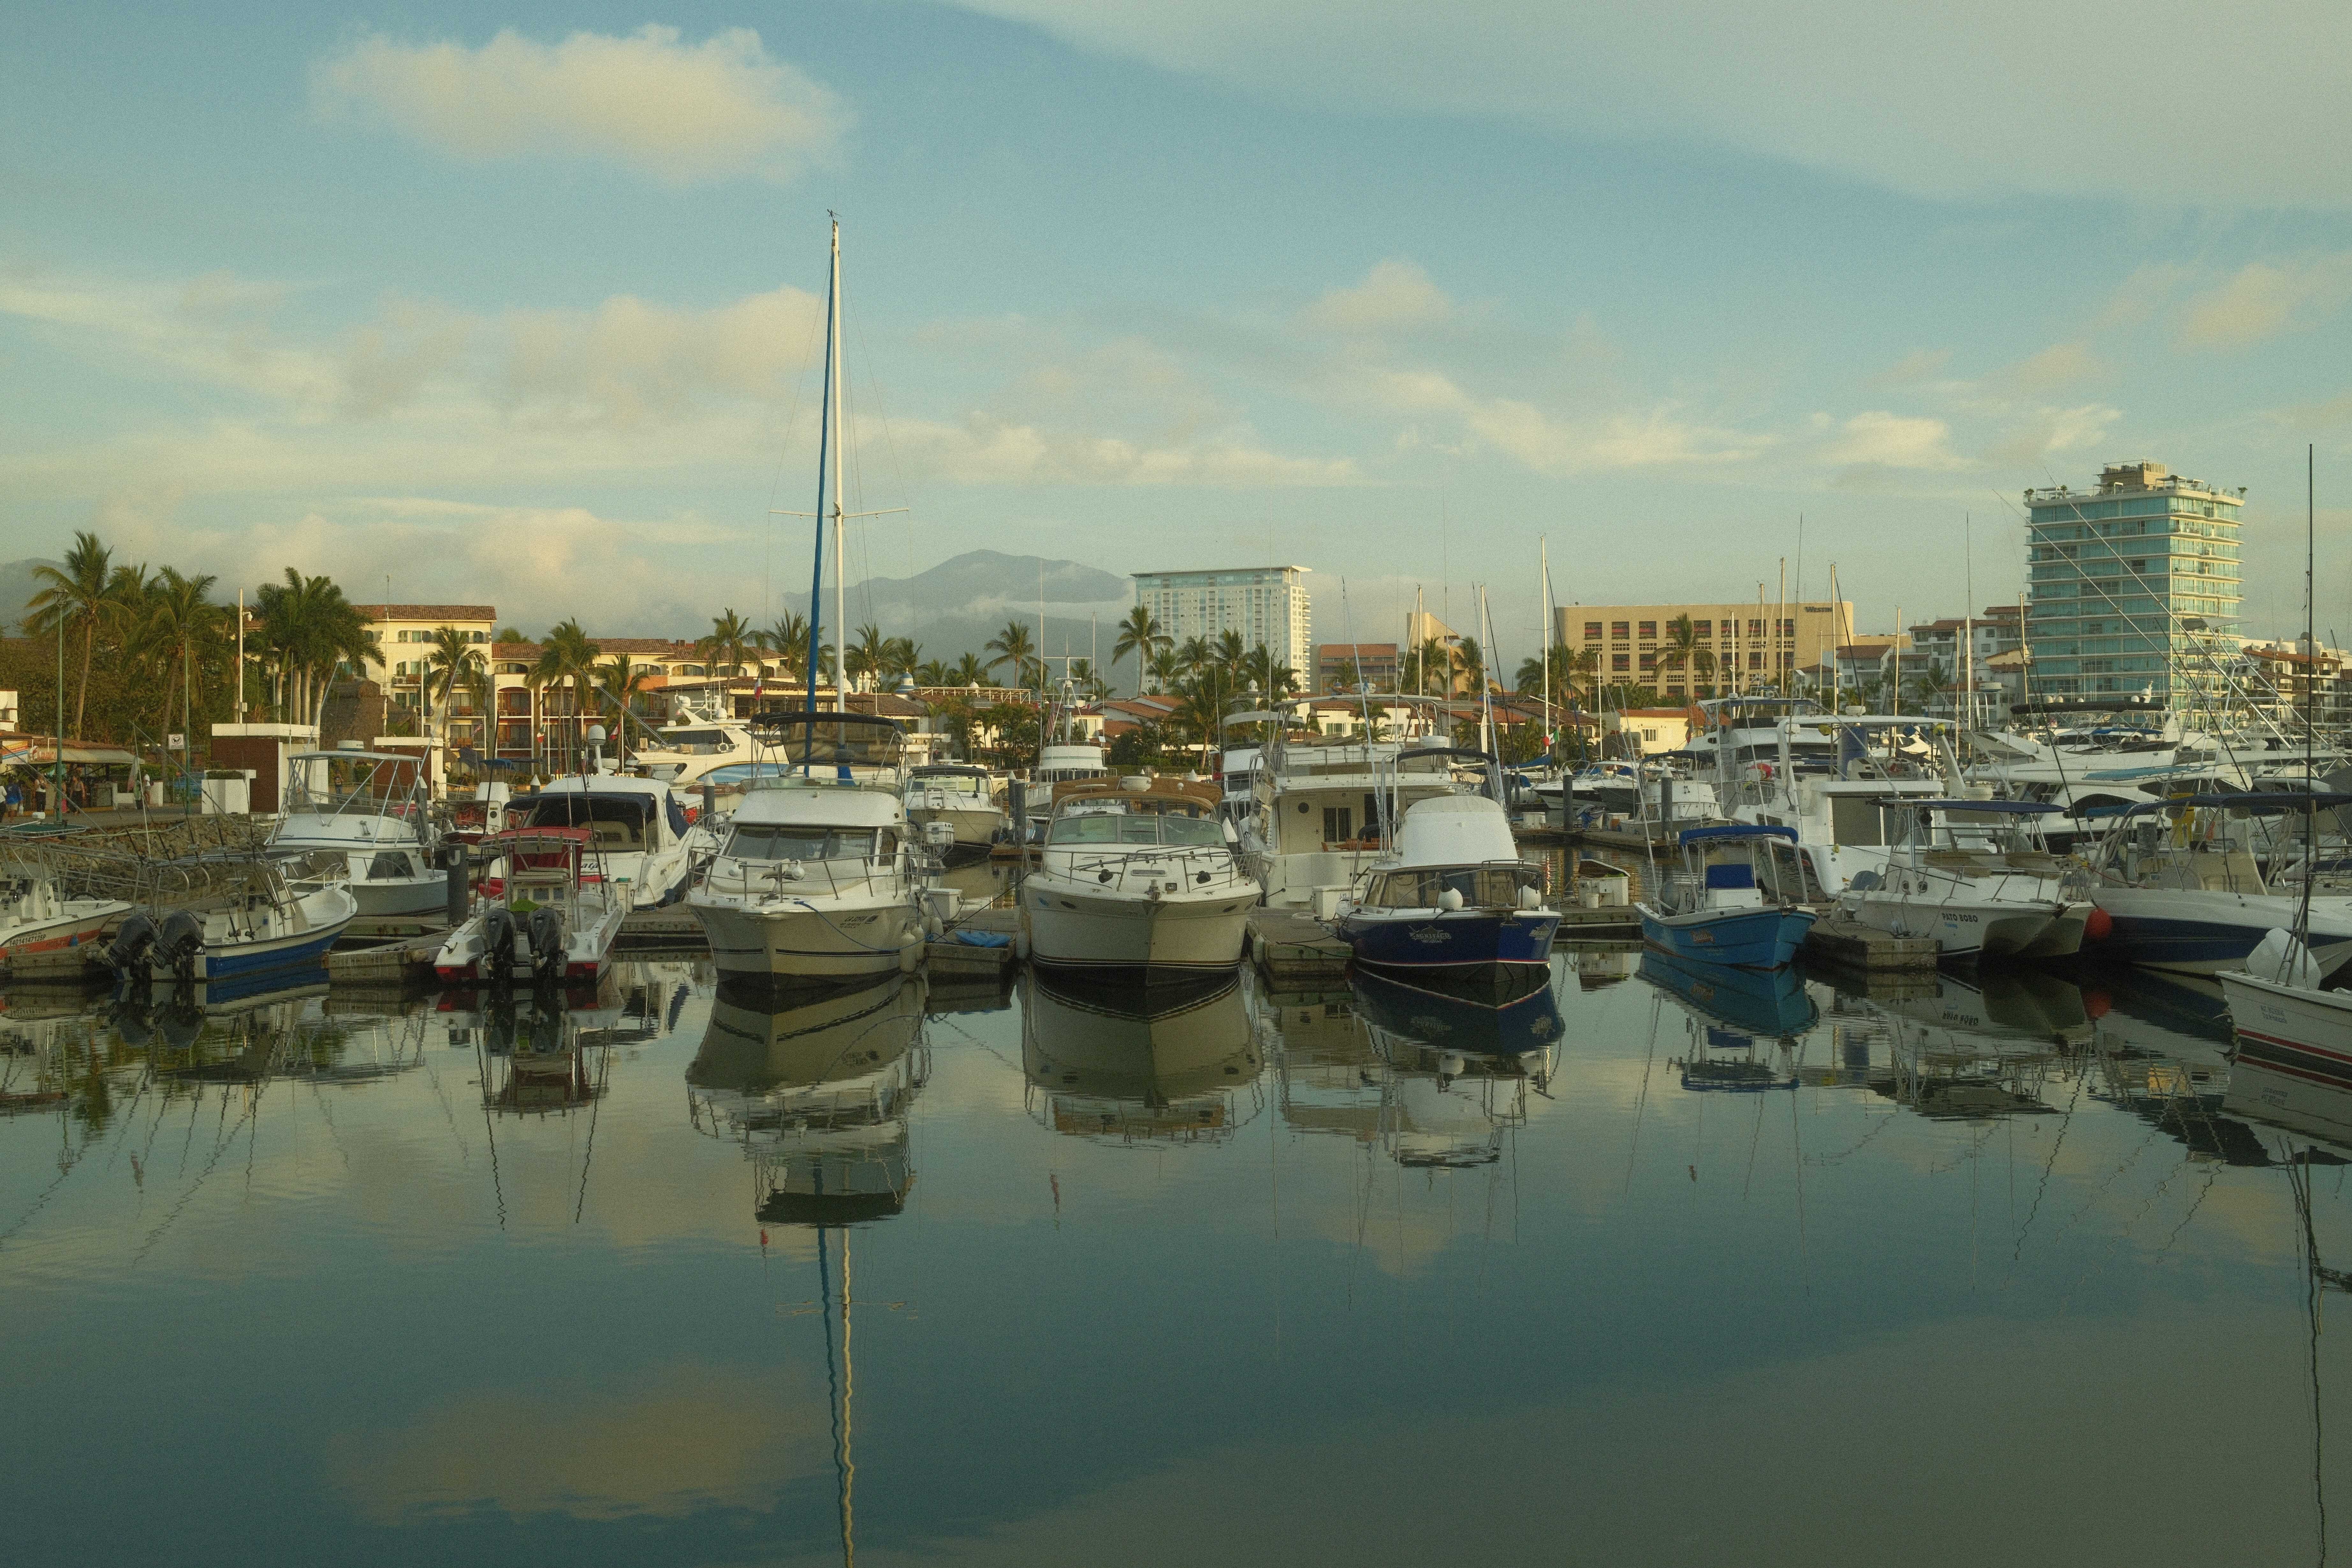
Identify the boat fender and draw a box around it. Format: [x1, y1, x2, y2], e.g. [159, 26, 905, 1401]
[105, 912, 158, 975]
[1195, 870, 1212, 885]
[1438, 889, 1465, 912]
[2083, 907, 2113, 941]
[527, 905, 567, 979]
[483, 906, 518, 974]
[156, 910, 203, 981]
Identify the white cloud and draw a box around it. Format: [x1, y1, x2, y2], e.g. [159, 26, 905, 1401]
[1821, 411, 1966, 471]
[1301, 260, 1453, 334]
[2176, 254, 2352, 350]
[896, 414, 1359, 487]
[942, 2, 2352, 208]
[1343, 364, 1763, 475]
[311, 25, 845, 183]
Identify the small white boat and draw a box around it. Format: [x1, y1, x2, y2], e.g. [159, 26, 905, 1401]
[903, 764, 1008, 863]
[502, 771, 694, 909]
[1021, 776, 1259, 981]
[0, 870, 128, 970]
[688, 713, 927, 985]
[2218, 930, 2352, 1095]
[269, 749, 447, 918]
[434, 827, 628, 985]
[1839, 800, 2083, 962]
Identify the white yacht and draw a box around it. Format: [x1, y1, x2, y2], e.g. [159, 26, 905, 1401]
[268, 749, 447, 918]
[1021, 776, 1259, 982]
[503, 770, 693, 909]
[903, 763, 1007, 862]
[1840, 800, 2085, 961]
[626, 694, 763, 791]
[688, 713, 927, 984]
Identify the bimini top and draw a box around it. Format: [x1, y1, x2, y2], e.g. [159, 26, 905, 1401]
[2095, 791, 2352, 819]
[746, 709, 906, 769]
[1678, 823, 1800, 845]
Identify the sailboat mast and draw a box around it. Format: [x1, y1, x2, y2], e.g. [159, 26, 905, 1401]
[830, 222, 847, 716]
[1540, 536, 1553, 764]
[805, 219, 838, 731]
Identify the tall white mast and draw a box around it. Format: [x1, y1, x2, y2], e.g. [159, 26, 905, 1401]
[1539, 536, 1553, 762]
[829, 219, 846, 714]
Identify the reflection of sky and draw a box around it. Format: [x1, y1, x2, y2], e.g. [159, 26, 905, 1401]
[2, 959, 2348, 1563]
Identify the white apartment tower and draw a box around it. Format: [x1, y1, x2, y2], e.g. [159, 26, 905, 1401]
[1131, 567, 1313, 674]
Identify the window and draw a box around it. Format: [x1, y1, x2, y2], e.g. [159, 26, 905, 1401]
[1638, 653, 1656, 671]
[1748, 619, 1764, 637]
[1779, 618, 1795, 637]
[1612, 653, 1630, 672]
[1611, 621, 1629, 639]
[1748, 652, 1763, 670]
[1691, 619, 1711, 636]
[1638, 620, 1656, 638]
[1583, 621, 1602, 640]
[1321, 806, 1354, 843]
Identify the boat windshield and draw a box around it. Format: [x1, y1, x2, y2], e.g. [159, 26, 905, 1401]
[516, 794, 653, 850]
[653, 729, 735, 754]
[726, 824, 887, 861]
[1049, 809, 1224, 847]
[749, 714, 906, 769]
[1363, 865, 1536, 909]
[283, 755, 423, 818]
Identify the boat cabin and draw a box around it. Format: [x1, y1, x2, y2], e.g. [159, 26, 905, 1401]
[746, 710, 908, 780]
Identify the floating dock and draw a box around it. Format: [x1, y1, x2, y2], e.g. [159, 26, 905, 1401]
[1801, 915, 1941, 973]
[1247, 906, 1350, 985]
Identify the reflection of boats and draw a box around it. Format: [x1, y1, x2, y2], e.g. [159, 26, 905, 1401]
[2223, 1059, 2352, 1157]
[1020, 971, 1260, 1143]
[1351, 969, 1559, 1167]
[1871, 967, 2093, 1048]
[687, 972, 931, 1224]
[1640, 949, 1818, 1039]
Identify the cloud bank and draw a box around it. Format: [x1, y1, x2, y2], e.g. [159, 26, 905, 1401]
[312, 24, 845, 183]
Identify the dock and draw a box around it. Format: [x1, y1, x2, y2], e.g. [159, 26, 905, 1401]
[1247, 906, 1350, 985]
[929, 901, 1019, 978]
[1801, 915, 1941, 973]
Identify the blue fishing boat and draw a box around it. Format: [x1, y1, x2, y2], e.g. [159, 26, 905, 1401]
[1331, 785, 1559, 982]
[1638, 824, 1816, 970]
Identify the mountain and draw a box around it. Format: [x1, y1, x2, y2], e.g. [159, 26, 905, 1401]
[0, 558, 61, 634]
[779, 550, 1136, 680]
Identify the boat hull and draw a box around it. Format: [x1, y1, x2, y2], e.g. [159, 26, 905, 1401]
[2094, 889, 2352, 977]
[691, 893, 922, 982]
[1843, 894, 2058, 961]
[1639, 903, 1815, 970]
[1023, 877, 1253, 978]
[433, 901, 627, 984]
[2218, 969, 2352, 1089]
[0, 905, 124, 967]
[1333, 908, 1560, 974]
[191, 888, 358, 981]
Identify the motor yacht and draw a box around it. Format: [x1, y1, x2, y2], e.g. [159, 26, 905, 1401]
[1022, 775, 1258, 982]
[1331, 786, 1558, 983]
[1839, 799, 2085, 962]
[903, 763, 1007, 863]
[503, 770, 693, 909]
[687, 712, 927, 984]
[1241, 715, 1479, 913]
[268, 749, 446, 917]
[2085, 792, 2352, 975]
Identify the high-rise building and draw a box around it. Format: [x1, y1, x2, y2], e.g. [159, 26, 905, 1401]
[1131, 567, 1313, 674]
[2023, 461, 2242, 707]
[1315, 643, 1399, 695]
[1551, 601, 1852, 699]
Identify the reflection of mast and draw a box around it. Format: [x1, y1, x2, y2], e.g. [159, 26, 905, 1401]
[818, 1227, 856, 1568]
[2286, 1142, 2336, 1566]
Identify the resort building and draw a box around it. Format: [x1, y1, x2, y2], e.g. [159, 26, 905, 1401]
[1315, 643, 1399, 695]
[1131, 567, 1313, 674]
[2023, 461, 2243, 708]
[1552, 601, 1853, 700]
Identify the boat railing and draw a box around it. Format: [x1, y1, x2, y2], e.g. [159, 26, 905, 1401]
[701, 851, 904, 904]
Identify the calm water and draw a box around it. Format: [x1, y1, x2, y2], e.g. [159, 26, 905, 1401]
[6, 944, 2352, 1567]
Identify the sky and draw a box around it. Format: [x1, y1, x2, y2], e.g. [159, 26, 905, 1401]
[5, 2, 2351, 668]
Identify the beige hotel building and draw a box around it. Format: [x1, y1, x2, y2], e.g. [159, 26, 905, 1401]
[1553, 600, 1854, 699]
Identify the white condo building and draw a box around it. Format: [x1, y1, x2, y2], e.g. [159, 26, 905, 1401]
[1132, 567, 1313, 674]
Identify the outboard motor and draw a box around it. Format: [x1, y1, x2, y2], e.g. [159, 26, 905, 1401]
[527, 904, 568, 984]
[105, 912, 159, 979]
[482, 905, 518, 982]
[156, 909, 204, 984]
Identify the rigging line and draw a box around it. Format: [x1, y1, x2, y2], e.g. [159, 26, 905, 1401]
[846, 300, 920, 583]
[131, 1079, 269, 1265]
[761, 281, 829, 625]
[478, 1036, 507, 1232]
[2289, 1142, 2330, 1568]
[2005, 1060, 2088, 1284]
[574, 1045, 608, 1225]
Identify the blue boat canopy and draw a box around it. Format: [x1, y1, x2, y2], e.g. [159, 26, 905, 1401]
[1677, 823, 1799, 845]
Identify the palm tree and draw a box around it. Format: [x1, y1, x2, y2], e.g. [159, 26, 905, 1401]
[463, 664, 495, 755]
[755, 611, 811, 687]
[915, 658, 952, 688]
[252, 568, 373, 732]
[595, 653, 658, 763]
[1111, 606, 1170, 689]
[1068, 659, 1111, 701]
[137, 567, 223, 748]
[1146, 647, 1184, 694]
[423, 625, 487, 752]
[1908, 666, 1954, 712]
[1454, 636, 1486, 696]
[698, 609, 757, 684]
[949, 652, 989, 688]
[1213, 630, 1247, 679]
[1658, 615, 1717, 697]
[532, 619, 602, 771]
[846, 624, 890, 692]
[1176, 635, 1213, 681]
[23, 530, 118, 738]
[1401, 635, 1453, 697]
[984, 620, 1040, 689]
[883, 637, 920, 683]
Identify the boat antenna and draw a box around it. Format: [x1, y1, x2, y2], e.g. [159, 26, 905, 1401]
[2299, 442, 2317, 945]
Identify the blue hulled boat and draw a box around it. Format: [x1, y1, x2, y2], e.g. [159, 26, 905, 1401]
[1638, 824, 1816, 970]
[1331, 782, 1560, 983]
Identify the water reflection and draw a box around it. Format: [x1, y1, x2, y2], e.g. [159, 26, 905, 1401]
[1020, 971, 1262, 1144]
[686, 975, 931, 1224]
[1349, 968, 1560, 1168]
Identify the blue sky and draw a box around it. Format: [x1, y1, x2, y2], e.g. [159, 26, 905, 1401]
[5, 2, 2350, 665]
